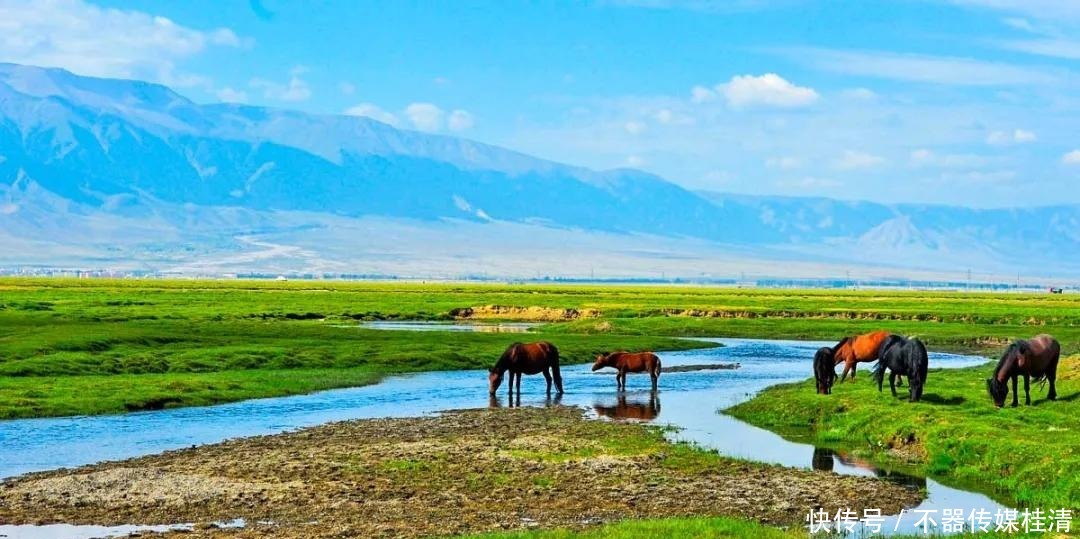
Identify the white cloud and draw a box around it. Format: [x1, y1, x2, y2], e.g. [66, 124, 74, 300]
[623, 120, 647, 135]
[447, 109, 474, 131]
[405, 102, 445, 132]
[1063, 150, 1080, 165]
[718, 73, 819, 109]
[791, 47, 1060, 86]
[216, 86, 247, 103]
[250, 67, 311, 102]
[0, 0, 245, 87]
[626, 155, 647, 167]
[344, 102, 400, 126]
[690, 85, 716, 104]
[833, 150, 886, 171]
[986, 128, 1037, 145]
[338, 82, 356, 95]
[765, 156, 802, 170]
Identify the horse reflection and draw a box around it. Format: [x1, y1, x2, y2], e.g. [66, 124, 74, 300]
[488, 392, 562, 409]
[592, 392, 661, 421]
[811, 447, 926, 489]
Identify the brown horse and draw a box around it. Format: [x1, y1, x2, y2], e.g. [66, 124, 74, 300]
[593, 393, 661, 421]
[592, 351, 661, 391]
[488, 341, 563, 396]
[832, 330, 893, 382]
[987, 334, 1060, 408]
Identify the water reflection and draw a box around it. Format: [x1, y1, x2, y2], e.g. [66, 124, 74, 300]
[593, 392, 661, 421]
[812, 447, 927, 490]
[489, 393, 562, 408]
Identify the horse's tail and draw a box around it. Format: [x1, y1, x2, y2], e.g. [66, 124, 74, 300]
[873, 359, 887, 391]
[653, 354, 662, 377]
[548, 343, 564, 393]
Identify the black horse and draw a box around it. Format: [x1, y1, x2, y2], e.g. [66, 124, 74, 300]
[874, 335, 928, 402]
[813, 347, 837, 395]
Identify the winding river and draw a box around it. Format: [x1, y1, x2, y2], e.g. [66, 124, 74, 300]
[0, 331, 1008, 538]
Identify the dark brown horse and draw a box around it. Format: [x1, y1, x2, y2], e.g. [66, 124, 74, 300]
[813, 347, 837, 395]
[832, 330, 893, 382]
[488, 341, 563, 396]
[593, 393, 661, 421]
[987, 334, 1060, 408]
[592, 351, 661, 391]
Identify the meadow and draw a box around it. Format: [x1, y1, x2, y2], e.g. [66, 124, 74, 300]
[2, 277, 1079, 419]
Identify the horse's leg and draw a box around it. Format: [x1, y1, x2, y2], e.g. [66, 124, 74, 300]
[516, 371, 522, 395]
[889, 372, 897, 397]
[651, 366, 659, 392]
[1048, 354, 1059, 401]
[543, 368, 553, 395]
[1023, 374, 1031, 405]
[507, 371, 514, 397]
[851, 362, 857, 381]
[839, 362, 852, 382]
[1010, 374, 1019, 407]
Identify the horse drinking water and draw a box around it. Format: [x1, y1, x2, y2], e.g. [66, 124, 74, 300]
[832, 330, 893, 382]
[592, 351, 661, 391]
[488, 341, 564, 396]
[874, 335, 928, 402]
[987, 334, 1060, 408]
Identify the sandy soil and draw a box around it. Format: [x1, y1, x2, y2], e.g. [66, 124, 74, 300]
[0, 407, 922, 538]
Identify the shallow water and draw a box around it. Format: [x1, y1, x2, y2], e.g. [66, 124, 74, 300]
[0, 338, 1007, 538]
[353, 320, 538, 332]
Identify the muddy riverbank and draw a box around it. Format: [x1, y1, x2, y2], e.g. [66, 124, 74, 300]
[0, 407, 919, 538]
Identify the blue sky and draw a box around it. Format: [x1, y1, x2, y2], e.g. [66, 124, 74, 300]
[1, 0, 1079, 207]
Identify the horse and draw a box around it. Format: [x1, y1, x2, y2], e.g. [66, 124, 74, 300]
[873, 335, 928, 402]
[987, 334, 1060, 408]
[813, 347, 837, 395]
[832, 330, 893, 382]
[592, 351, 661, 391]
[488, 341, 564, 396]
[593, 393, 661, 421]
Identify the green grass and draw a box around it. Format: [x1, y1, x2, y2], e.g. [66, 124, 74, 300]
[727, 360, 1080, 510]
[3, 277, 1080, 418]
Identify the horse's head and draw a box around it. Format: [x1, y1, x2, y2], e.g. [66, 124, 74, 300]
[591, 353, 610, 371]
[986, 377, 1008, 408]
[488, 368, 504, 395]
[813, 347, 836, 394]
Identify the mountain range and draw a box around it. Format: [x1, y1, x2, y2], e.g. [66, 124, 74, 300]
[1, 63, 1077, 282]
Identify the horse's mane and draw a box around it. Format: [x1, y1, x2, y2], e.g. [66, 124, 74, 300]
[493, 342, 523, 371]
[832, 337, 851, 353]
[994, 341, 1024, 377]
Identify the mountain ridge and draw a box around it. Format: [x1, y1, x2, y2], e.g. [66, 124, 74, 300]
[1, 63, 1078, 279]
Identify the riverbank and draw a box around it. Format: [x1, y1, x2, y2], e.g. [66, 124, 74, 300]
[726, 359, 1080, 510]
[4, 277, 1080, 418]
[0, 407, 920, 538]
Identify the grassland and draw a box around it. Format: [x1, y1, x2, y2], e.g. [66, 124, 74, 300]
[3, 277, 1080, 418]
[727, 359, 1080, 510]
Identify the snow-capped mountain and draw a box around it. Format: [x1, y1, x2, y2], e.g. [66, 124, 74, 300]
[1, 63, 1078, 280]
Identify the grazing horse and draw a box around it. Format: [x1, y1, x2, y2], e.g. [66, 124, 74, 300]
[832, 330, 893, 382]
[488, 341, 564, 396]
[874, 335, 929, 402]
[987, 334, 1060, 408]
[592, 351, 661, 391]
[593, 393, 661, 421]
[813, 347, 837, 395]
